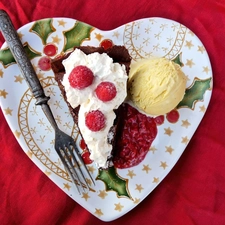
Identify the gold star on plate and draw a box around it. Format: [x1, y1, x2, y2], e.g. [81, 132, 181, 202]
[45, 170, 51, 176]
[4, 107, 12, 115]
[203, 66, 210, 74]
[200, 105, 206, 112]
[87, 166, 95, 173]
[113, 31, 120, 38]
[142, 164, 151, 173]
[164, 127, 173, 136]
[14, 75, 24, 83]
[149, 146, 157, 153]
[165, 145, 174, 154]
[182, 119, 191, 128]
[37, 71, 45, 79]
[198, 45, 205, 53]
[98, 190, 108, 199]
[52, 35, 61, 45]
[14, 130, 21, 138]
[63, 182, 71, 191]
[127, 170, 136, 179]
[0, 69, 3, 78]
[160, 161, 168, 169]
[0, 89, 8, 98]
[95, 33, 103, 41]
[153, 177, 159, 183]
[95, 208, 103, 217]
[135, 184, 144, 193]
[186, 59, 195, 68]
[185, 40, 194, 49]
[82, 192, 90, 201]
[27, 150, 33, 158]
[58, 19, 66, 27]
[182, 136, 189, 144]
[114, 203, 124, 212]
[133, 198, 140, 204]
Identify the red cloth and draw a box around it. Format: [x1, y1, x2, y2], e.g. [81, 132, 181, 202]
[0, 0, 225, 224]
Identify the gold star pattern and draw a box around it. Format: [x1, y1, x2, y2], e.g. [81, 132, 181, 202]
[63, 182, 71, 191]
[160, 161, 168, 169]
[14, 130, 21, 138]
[113, 31, 120, 38]
[165, 145, 174, 154]
[135, 184, 144, 193]
[127, 170, 136, 179]
[198, 45, 205, 53]
[142, 164, 151, 173]
[185, 40, 194, 49]
[149, 146, 157, 153]
[114, 203, 124, 212]
[95, 33, 103, 41]
[82, 192, 90, 201]
[98, 190, 108, 199]
[27, 150, 33, 158]
[0, 69, 3, 78]
[58, 19, 66, 27]
[181, 136, 189, 144]
[133, 198, 140, 204]
[164, 127, 173, 136]
[203, 66, 210, 74]
[87, 166, 95, 174]
[0, 89, 8, 98]
[51, 35, 61, 45]
[4, 107, 13, 115]
[200, 105, 206, 112]
[181, 119, 191, 128]
[153, 177, 159, 183]
[94, 208, 103, 217]
[186, 59, 195, 68]
[37, 71, 45, 79]
[14, 75, 24, 83]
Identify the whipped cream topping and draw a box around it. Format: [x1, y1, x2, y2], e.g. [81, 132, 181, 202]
[62, 49, 128, 167]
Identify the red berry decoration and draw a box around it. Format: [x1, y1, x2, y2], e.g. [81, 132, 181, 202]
[85, 110, 106, 132]
[113, 104, 157, 169]
[38, 56, 51, 71]
[69, 65, 94, 89]
[81, 151, 93, 164]
[95, 81, 117, 102]
[100, 39, 113, 50]
[43, 43, 58, 57]
[154, 115, 165, 126]
[166, 109, 180, 123]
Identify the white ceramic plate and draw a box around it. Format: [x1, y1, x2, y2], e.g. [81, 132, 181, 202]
[0, 17, 212, 221]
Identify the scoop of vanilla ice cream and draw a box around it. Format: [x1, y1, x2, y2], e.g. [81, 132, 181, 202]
[128, 57, 187, 115]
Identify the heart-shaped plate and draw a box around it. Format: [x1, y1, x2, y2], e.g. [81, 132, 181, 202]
[0, 17, 212, 221]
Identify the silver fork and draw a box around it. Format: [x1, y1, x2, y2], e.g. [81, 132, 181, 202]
[0, 9, 94, 193]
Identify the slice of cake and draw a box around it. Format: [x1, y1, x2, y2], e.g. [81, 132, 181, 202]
[51, 46, 131, 168]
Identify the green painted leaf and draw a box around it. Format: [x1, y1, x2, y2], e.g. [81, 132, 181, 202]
[177, 77, 212, 109]
[0, 42, 41, 68]
[63, 21, 93, 52]
[172, 52, 184, 67]
[30, 19, 56, 45]
[96, 166, 132, 199]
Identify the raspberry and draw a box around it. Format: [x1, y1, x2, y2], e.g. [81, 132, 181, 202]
[95, 81, 117, 102]
[85, 110, 106, 132]
[113, 104, 157, 169]
[68, 65, 94, 89]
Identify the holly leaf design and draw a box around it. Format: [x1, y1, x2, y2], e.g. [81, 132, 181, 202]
[0, 42, 41, 68]
[30, 19, 56, 45]
[177, 77, 212, 109]
[172, 52, 184, 67]
[63, 21, 93, 52]
[96, 166, 132, 199]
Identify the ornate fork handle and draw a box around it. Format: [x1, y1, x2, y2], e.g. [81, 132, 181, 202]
[0, 10, 58, 130]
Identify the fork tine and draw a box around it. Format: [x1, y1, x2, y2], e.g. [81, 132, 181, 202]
[56, 148, 81, 193]
[70, 141, 96, 185]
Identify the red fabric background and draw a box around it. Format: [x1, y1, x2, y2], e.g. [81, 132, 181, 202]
[0, 0, 225, 224]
